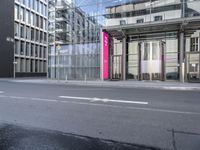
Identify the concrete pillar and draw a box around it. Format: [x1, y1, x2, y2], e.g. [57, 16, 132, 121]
[181, 0, 186, 18]
[179, 32, 185, 83]
[122, 37, 127, 80]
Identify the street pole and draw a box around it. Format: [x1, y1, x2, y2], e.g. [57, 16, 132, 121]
[179, 31, 185, 83]
[13, 62, 17, 78]
[58, 48, 60, 81]
[13, 39, 16, 78]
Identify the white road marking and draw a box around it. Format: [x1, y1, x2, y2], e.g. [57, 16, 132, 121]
[0, 91, 4, 94]
[9, 96, 27, 99]
[59, 96, 148, 105]
[31, 98, 58, 102]
[0, 95, 6, 98]
[162, 87, 199, 91]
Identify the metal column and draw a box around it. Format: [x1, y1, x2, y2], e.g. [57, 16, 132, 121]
[122, 37, 127, 80]
[179, 32, 185, 83]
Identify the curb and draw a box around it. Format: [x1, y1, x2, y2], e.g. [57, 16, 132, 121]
[8, 79, 200, 91]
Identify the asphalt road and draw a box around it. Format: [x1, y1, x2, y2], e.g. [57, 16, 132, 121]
[0, 80, 200, 150]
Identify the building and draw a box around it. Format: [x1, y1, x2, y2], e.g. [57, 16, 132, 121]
[48, 0, 101, 80]
[102, 0, 200, 82]
[0, 0, 48, 78]
[48, 0, 200, 82]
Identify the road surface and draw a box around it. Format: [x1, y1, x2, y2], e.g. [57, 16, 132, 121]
[0, 80, 199, 150]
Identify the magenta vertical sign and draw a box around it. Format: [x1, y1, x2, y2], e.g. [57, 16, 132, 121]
[103, 32, 109, 80]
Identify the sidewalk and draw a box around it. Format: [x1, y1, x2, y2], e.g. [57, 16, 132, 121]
[4, 78, 200, 91]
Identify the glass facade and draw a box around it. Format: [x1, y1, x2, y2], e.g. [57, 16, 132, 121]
[48, 0, 100, 80]
[48, 0, 200, 82]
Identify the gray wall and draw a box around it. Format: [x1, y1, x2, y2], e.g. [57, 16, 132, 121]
[0, 0, 14, 77]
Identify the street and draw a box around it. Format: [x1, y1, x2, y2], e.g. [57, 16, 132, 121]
[0, 80, 200, 150]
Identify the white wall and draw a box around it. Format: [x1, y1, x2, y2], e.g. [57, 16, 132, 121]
[105, 10, 181, 26]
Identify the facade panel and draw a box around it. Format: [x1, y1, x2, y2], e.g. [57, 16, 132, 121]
[14, 0, 48, 77]
[0, 0, 48, 78]
[0, 0, 14, 77]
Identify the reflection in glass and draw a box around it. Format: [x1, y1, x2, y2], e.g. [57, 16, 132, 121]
[143, 43, 150, 60]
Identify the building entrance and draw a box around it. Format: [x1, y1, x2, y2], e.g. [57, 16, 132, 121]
[186, 52, 200, 82]
[139, 41, 164, 81]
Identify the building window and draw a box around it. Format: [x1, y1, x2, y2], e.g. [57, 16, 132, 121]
[26, 10, 30, 24]
[20, 8, 24, 21]
[14, 23, 19, 37]
[20, 41, 25, 55]
[190, 37, 199, 52]
[20, 24, 25, 38]
[26, 27, 30, 39]
[15, 5, 19, 20]
[40, 16, 43, 29]
[136, 19, 144, 23]
[31, 13, 34, 25]
[31, 44, 34, 56]
[36, 30, 39, 42]
[120, 20, 126, 25]
[15, 40, 20, 54]
[154, 16, 163, 21]
[26, 43, 30, 56]
[31, 28, 34, 40]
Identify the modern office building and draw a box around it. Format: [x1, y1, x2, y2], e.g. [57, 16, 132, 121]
[102, 0, 200, 82]
[48, 0, 200, 82]
[0, 0, 48, 78]
[48, 0, 101, 80]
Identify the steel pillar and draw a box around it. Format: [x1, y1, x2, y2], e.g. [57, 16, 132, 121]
[122, 37, 127, 80]
[179, 32, 185, 83]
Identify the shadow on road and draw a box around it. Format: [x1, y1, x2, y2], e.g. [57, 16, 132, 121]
[0, 124, 163, 150]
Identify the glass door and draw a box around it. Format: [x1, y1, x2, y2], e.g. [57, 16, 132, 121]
[140, 41, 163, 81]
[186, 52, 200, 82]
[111, 55, 122, 80]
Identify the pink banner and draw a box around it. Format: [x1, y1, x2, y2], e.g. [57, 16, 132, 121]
[103, 32, 109, 80]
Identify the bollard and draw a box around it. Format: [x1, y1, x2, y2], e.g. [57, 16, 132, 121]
[84, 73, 87, 83]
[65, 75, 68, 83]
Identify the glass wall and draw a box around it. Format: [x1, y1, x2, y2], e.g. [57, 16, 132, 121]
[48, 0, 101, 80]
[49, 43, 100, 80]
[126, 32, 179, 81]
[127, 42, 139, 80]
